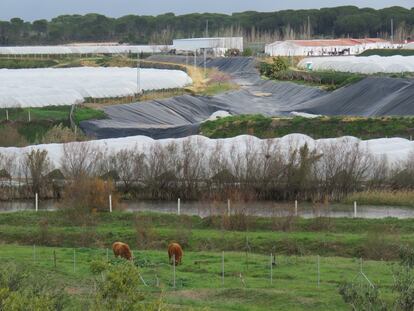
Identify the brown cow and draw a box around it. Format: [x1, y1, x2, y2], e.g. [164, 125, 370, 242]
[168, 243, 183, 266]
[112, 242, 133, 260]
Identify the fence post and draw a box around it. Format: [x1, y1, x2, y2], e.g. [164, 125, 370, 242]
[270, 253, 273, 285]
[222, 251, 225, 286]
[5, 109, 8, 121]
[35, 193, 38, 212]
[73, 249, 76, 273]
[354, 201, 357, 218]
[106, 248, 109, 262]
[28, 108, 31, 122]
[317, 255, 320, 288]
[173, 254, 176, 289]
[33, 244, 36, 263]
[177, 198, 181, 216]
[227, 199, 231, 217]
[109, 194, 112, 213]
[53, 250, 57, 268]
[295, 200, 298, 216]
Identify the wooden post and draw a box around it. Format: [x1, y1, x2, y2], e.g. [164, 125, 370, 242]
[53, 250, 57, 268]
[177, 198, 181, 216]
[73, 249, 76, 272]
[317, 255, 320, 288]
[35, 193, 38, 212]
[222, 251, 225, 286]
[173, 254, 176, 289]
[270, 253, 273, 285]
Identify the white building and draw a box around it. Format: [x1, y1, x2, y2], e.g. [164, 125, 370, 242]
[265, 38, 392, 57]
[173, 37, 243, 56]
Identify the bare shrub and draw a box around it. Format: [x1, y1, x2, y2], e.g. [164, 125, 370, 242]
[22, 149, 53, 196]
[60, 177, 118, 225]
[271, 204, 296, 232]
[143, 142, 180, 200]
[41, 124, 82, 144]
[134, 214, 159, 249]
[177, 138, 207, 199]
[0, 126, 27, 147]
[315, 140, 372, 201]
[109, 149, 146, 193]
[60, 142, 103, 179]
[363, 228, 400, 260]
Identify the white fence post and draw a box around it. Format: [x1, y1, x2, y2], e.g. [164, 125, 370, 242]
[109, 194, 112, 213]
[295, 200, 298, 216]
[354, 201, 357, 218]
[227, 199, 231, 217]
[177, 198, 181, 216]
[35, 193, 38, 212]
[222, 251, 225, 286]
[5, 109, 8, 121]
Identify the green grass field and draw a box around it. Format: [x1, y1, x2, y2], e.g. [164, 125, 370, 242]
[0, 210, 410, 309]
[200, 115, 414, 140]
[0, 244, 398, 310]
[0, 106, 106, 146]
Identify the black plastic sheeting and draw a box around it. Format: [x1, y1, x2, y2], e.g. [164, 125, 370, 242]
[290, 77, 414, 116]
[81, 57, 324, 139]
[80, 56, 414, 140]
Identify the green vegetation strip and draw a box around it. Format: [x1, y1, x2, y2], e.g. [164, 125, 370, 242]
[0, 211, 413, 260]
[358, 49, 414, 57]
[200, 115, 414, 140]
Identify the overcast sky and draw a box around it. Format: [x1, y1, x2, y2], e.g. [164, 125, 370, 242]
[0, 0, 412, 21]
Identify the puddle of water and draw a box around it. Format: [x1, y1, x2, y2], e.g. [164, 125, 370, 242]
[1, 200, 413, 219]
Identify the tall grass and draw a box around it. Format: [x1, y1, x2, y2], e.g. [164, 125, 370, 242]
[344, 190, 414, 207]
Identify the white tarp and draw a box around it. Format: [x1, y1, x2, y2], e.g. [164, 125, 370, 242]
[0, 134, 412, 177]
[298, 56, 414, 74]
[0, 45, 172, 55]
[0, 67, 192, 108]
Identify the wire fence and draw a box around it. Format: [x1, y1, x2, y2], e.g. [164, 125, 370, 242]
[0, 245, 392, 293]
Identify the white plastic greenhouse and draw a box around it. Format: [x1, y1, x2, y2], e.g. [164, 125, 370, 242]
[0, 67, 192, 108]
[0, 134, 412, 177]
[298, 56, 414, 74]
[0, 45, 172, 55]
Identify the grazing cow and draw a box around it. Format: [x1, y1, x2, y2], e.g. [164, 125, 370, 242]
[168, 243, 183, 265]
[112, 242, 133, 260]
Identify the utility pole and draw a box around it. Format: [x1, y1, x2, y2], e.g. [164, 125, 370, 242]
[137, 52, 141, 95]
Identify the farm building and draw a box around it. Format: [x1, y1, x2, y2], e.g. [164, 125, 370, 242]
[265, 38, 392, 56]
[172, 37, 243, 56]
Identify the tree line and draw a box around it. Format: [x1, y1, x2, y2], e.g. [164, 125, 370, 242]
[0, 6, 413, 46]
[1, 137, 413, 202]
